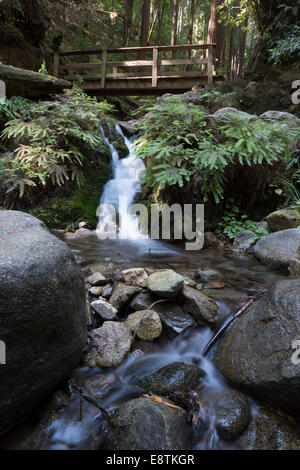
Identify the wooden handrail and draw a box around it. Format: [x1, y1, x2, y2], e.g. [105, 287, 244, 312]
[57, 43, 216, 57]
[54, 43, 216, 89]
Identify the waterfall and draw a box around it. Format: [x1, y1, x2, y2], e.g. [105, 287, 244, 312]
[96, 123, 146, 239]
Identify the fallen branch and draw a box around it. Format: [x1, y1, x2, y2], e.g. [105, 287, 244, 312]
[202, 290, 268, 357]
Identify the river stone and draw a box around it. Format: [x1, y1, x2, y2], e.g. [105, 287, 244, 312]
[194, 268, 224, 282]
[0, 210, 87, 435]
[236, 408, 300, 450]
[233, 230, 257, 253]
[130, 291, 196, 334]
[142, 362, 205, 396]
[146, 269, 184, 299]
[254, 228, 300, 269]
[125, 310, 162, 340]
[215, 280, 300, 414]
[109, 283, 141, 311]
[265, 209, 300, 232]
[204, 232, 218, 247]
[290, 246, 300, 279]
[122, 267, 148, 287]
[105, 397, 193, 450]
[84, 321, 132, 368]
[86, 272, 107, 286]
[182, 286, 219, 325]
[91, 299, 118, 321]
[215, 390, 251, 441]
[89, 286, 103, 296]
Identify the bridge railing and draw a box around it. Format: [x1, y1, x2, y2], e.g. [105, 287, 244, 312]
[54, 44, 216, 88]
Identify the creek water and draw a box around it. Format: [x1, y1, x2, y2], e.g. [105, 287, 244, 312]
[0, 126, 289, 451]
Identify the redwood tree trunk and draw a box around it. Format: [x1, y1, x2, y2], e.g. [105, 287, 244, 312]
[171, 0, 179, 46]
[123, 0, 134, 46]
[140, 0, 151, 47]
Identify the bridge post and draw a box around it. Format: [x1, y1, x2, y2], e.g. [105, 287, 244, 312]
[152, 47, 158, 88]
[101, 50, 107, 88]
[207, 45, 213, 85]
[53, 52, 59, 77]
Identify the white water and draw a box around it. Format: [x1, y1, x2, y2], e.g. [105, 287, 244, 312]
[96, 123, 146, 239]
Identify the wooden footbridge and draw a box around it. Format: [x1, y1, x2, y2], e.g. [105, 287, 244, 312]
[53, 44, 216, 95]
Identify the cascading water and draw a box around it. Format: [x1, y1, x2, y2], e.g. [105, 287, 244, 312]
[97, 123, 146, 239]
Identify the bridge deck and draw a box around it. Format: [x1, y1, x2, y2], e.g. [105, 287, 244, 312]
[54, 44, 216, 95]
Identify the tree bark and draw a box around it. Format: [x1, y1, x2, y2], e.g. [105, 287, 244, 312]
[123, 0, 134, 46]
[171, 0, 179, 46]
[140, 0, 151, 47]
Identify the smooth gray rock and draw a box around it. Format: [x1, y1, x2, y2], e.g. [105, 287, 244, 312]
[259, 110, 300, 126]
[194, 268, 224, 282]
[146, 269, 184, 299]
[254, 228, 300, 269]
[0, 210, 87, 435]
[109, 283, 141, 311]
[266, 209, 300, 232]
[182, 286, 219, 325]
[215, 280, 300, 414]
[91, 299, 118, 321]
[105, 397, 193, 450]
[290, 246, 300, 279]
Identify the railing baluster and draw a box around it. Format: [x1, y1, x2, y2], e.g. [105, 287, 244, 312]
[101, 50, 107, 88]
[152, 47, 158, 88]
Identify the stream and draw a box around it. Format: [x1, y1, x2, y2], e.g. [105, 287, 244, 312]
[0, 124, 289, 451]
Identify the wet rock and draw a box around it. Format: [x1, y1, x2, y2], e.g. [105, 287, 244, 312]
[204, 232, 218, 247]
[86, 272, 107, 286]
[194, 268, 224, 282]
[122, 267, 148, 287]
[183, 276, 197, 288]
[146, 269, 184, 299]
[142, 362, 205, 396]
[84, 321, 132, 368]
[236, 408, 300, 450]
[130, 291, 196, 334]
[91, 299, 118, 321]
[109, 283, 141, 311]
[215, 390, 251, 441]
[290, 246, 300, 279]
[84, 373, 123, 400]
[182, 286, 219, 325]
[0, 210, 87, 435]
[66, 228, 92, 239]
[266, 209, 300, 232]
[118, 120, 138, 136]
[89, 286, 103, 296]
[105, 397, 193, 450]
[215, 280, 300, 414]
[254, 228, 300, 269]
[78, 221, 89, 229]
[125, 310, 162, 340]
[233, 231, 257, 253]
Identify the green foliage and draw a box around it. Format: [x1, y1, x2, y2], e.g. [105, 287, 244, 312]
[269, 25, 300, 65]
[0, 89, 114, 204]
[136, 101, 300, 204]
[216, 203, 269, 240]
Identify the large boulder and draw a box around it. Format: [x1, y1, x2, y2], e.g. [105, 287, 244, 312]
[290, 246, 300, 279]
[266, 209, 300, 232]
[254, 228, 300, 269]
[105, 397, 193, 450]
[215, 280, 300, 414]
[0, 211, 87, 435]
[146, 269, 184, 299]
[236, 408, 300, 450]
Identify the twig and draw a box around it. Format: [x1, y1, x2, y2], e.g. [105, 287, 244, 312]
[74, 384, 110, 421]
[202, 290, 268, 357]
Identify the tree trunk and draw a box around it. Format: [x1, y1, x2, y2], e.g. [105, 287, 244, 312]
[140, 0, 151, 47]
[171, 0, 179, 46]
[179, 0, 185, 39]
[123, 0, 134, 46]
